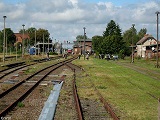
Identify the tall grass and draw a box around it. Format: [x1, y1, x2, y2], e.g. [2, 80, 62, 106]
[73, 57, 160, 120]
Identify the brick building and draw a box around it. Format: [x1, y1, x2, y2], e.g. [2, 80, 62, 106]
[73, 38, 92, 54]
[14, 33, 30, 44]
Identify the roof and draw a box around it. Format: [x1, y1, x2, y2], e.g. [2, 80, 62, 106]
[136, 34, 156, 45]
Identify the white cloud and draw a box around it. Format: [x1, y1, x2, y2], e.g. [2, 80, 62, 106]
[68, 0, 78, 8]
[0, 2, 5, 11]
[0, 0, 159, 42]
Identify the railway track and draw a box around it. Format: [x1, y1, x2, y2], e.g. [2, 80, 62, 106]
[73, 63, 119, 120]
[66, 63, 84, 120]
[66, 62, 118, 120]
[0, 56, 62, 74]
[0, 57, 77, 118]
[0, 56, 118, 119]
[0, 56, 62, 93]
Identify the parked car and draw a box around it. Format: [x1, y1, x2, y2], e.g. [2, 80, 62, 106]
[112, 55, 118, 61]
[105, 54, 111, 61]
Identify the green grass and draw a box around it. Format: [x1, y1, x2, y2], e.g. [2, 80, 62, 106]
[73, 56, 160, 120]
[17, 102, 25, 107]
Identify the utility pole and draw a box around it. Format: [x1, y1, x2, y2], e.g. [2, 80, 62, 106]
[3, 16, 7, 64]
[155, 11, 160, 68]
[83, 27, 86, 60]
[22, 24, 25, 58]
[131, 24, 135, 63]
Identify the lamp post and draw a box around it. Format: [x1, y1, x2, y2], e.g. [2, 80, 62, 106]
[16, 43, 17, 61]
[22, 24, 25, 57]
[52, 37, 53, 52]
[131, 24, 135, 63]
[43, 33, 44, 57]
[3, 16, 7, 64]
[83, 27, 86, 60]
[48, 37, 49, 53]
[35, 30, 36, 55]
[6, 33, 7, 56]
[19, 44, 21, 52]
[155, 11, 160, 68]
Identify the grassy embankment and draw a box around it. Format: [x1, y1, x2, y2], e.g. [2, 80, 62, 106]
[73, 56, 160, 120]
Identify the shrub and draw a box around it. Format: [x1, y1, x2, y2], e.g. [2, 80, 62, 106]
[17, 102, 25, 107]
[49, 52, 58, 55]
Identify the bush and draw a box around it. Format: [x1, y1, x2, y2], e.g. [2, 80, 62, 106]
[49, 52, 58, 55]
[18, 102, 25, 107]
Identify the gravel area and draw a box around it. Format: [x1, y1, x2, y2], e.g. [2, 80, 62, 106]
[54, 65, 78, 120]
[2, 60, 114, 120]
[6, 85, 51, 120]
[4, 64, 78, 120]
[81, 98, 113, 120]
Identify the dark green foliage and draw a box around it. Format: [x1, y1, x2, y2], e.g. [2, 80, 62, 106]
[92, 21, 147, 57]
[19, 27, 50, 46]
[26, 27, 37, 46]
[49, 52, 58, 55]
[103, 20, 123, 55]
[76, 35, 88, 40]
[103, 20, 122, 37]
[0, 28, 16, 52]
[36, 28, 50, 43]
[92, 20, 124, 55]
[122, 27, 147, 56]
[92, 35, 103, 54]
[0, 31, 3, 52]
[137, 28, 147, 40]
[123, 26, 138, 46]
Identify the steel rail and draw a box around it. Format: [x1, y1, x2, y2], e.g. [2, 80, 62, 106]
[0, 56, 62, 80]
[81, 67, 120, 120]
[0, 57, 75, 98]
[66, 63, 84, 120]
[0, 57, 77, 117]
[95, 86, 120, 120]
[0, 56, 62, 73]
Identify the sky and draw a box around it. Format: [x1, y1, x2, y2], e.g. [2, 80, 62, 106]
[0, 0, 160, 43]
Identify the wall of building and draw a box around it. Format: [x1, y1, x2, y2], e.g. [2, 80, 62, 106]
[136, 38, 157, 58]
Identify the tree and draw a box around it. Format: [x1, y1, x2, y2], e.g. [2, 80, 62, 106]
[36, 28, 50, 43]
[102, 35, 124, 55]
[122, 27, 147, 56]
[26, 27, 37, 46]
[19, 28, 50, 46]
[19, 28, 26, 34]
[76, 35, 88, 41]
[103, 20, 121, 37]
[137, 28, 147, 40]
[92, 35, 103, 54]
[2, 28, 16, 52]
[102, 20, 123, 54]
[0, 31, 3, 52]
